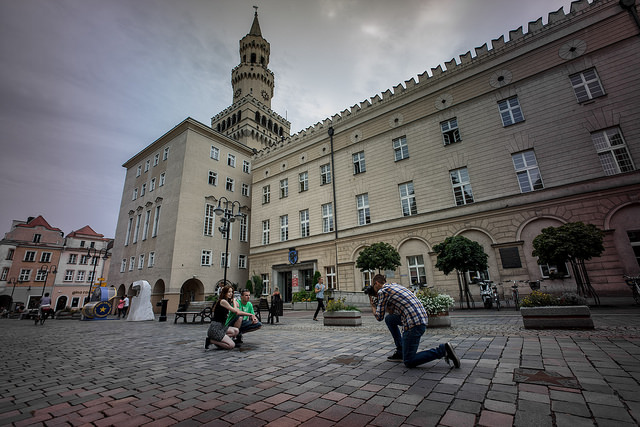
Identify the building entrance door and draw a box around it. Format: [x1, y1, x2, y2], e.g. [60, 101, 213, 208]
[279, 271, 292, 302]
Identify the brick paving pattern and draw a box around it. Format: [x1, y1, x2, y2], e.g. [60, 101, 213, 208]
[1, 304, 640, 426]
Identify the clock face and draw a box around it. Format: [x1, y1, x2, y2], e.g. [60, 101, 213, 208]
[261, 90, 270, 100]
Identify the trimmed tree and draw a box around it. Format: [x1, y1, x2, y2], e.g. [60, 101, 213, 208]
[251, 274, 263, 298]
[433, 235, 489, 309]
[356, 242, 401, 283]
[532, 221, 604, 304]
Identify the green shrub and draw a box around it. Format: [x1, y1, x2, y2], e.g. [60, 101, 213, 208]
[292, 290, 313, 302]
[521, 290, 558, 307]
[558, 292, 587, 306]
[326, 297, 359, 312]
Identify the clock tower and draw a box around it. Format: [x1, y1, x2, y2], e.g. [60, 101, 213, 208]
[212, 7, 290, 151]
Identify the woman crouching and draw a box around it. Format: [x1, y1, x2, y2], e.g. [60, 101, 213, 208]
[205, 285, 251, 349]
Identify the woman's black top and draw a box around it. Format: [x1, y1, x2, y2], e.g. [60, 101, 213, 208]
[213, 299, 230, 323]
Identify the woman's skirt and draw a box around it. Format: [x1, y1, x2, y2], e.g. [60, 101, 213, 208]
[207, 320, 228, 342]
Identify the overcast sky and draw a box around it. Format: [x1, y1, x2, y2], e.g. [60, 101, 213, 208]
[0, 0, 577, 238]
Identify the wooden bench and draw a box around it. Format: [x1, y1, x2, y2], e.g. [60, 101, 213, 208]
[255, 298, 270, 323]
[174, 301, 213, 324]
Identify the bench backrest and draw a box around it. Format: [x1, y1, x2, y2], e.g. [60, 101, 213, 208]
[185, 301, 211, 311]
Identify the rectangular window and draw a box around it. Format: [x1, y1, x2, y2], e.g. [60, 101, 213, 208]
[300, 209, 310, 237]
[220, 252, 230, 268]
[241, 183, 249, 197]
[133, 214, 141, 243]
[159, 172, 165, 186]
[280, 178, 288, 198]
[399, 182, 417, 216]
[154, 153, 159, 166]
[227, 154, 236, 167]
[6, 249, 14, 260]
[498, 96, 524, 126]
[362, 270, 374, 288]
[238, 254, 247, 269]
[591, 127, 635, 175]
[132, 188, 138, 201]
[201, 250, 212, 266]
[138, 254, 145, 269]
[243, 160, 250, 173]
[226, 177, 234, 192]
[145, 160, 150, 172]
[80, 255, 90, 265]
[280, 215, 289, 242]
[450, 168, 474, 206]
[299, 171, 308, 192]
[627, 231, 640, 268]
[441, 118, 461, 145]
[540, 262, 569, 279]
[325, 266, 336, 289]
[64, 270, 73, 282]
[210, 146, 219, 160]
[320, 164, 331, 185]
[407, 255, 427, 286]
[125, 217, 133, 246]
[141, 183, 146, 196]
[239, 216, 248, 242]
[152, 206, 161, 237]
[35, 269, 47, 282]
[163, 147, 169, 160]
[262, 220, 270, 245]
[353, 152, 366, 174]
[393, 136, 409, 161]
[322, 203, 334, 233]
[87, 271, 96, 283]
[68, 254, 77, 264]
[129, 257, 135, 271]
[150, 177, 156, 191]
[136, 165, 142, 177]
[512, 150, 544, 193]
[142, 209, 151, 240]
[148, 251, 155, 267]
[0, 267, 7, 281]
[33, 234, 41, 243]
[356, 193, 371, 225]
[19, 269, 31, 282]
[221, 222, 232, 240]
[24, 251, 36, 262]
[262, 274, 269, 294]
[262, 185, 270, 204]
[76, 270, 85, 282]
[208, 171, 218, 186]
[120, 259, 126, 273]
[40, 252, 51, 263]
[570, 68, 605, 103]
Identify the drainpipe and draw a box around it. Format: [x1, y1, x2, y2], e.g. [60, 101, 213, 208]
[620, 0, 640, 33]
[328, 126, 339, 289]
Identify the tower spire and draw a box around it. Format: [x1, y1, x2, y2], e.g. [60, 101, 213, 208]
[250, 6, 262, 36]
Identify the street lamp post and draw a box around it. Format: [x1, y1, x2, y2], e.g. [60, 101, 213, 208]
[86, 247, 109, 303]
[7, 277, 18, 311]
[214, 197, 245, 286]
[38, 265, 57, 297]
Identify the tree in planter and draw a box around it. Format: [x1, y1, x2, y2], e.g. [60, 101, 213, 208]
[251, 274, 263, 298]
[532, 221, 604, 305]
[433, 235, 489, 309]
[356, 242, 401, 281]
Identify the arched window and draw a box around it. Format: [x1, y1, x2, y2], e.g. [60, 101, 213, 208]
[237, 110, 241, 121]
[261, 116, 267, 127]
[216, 123, 221, 132]
[232, 114, 236, 125]
[268, 119, 273, 130]
[261, 56, 265, 65]
[255, 111, 260, 123]
[226, 117, 231, 128]
[221, 121, 226, 131]
[251, 53, 256, 63]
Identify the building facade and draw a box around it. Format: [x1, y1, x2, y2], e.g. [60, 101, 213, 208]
[0, 217, 112, 311]
[248, 0, 640, 303]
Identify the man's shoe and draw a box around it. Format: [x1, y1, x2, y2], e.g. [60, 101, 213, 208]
[205, 337, 211, 349]
[387, 350, 403, 362]
[235, 335, 243, 344]
[313, 318, 318, 321]
[444, 342, 460, 368]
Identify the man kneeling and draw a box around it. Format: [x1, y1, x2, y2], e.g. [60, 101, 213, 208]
[226, 289, 262, 345]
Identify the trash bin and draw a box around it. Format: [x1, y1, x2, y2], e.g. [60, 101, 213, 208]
[157, 299, 168, 322]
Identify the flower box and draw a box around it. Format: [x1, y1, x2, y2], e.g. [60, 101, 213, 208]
[520, 305, 593, 329]
[427, 312, 451, 327]
[323, 310, 362, 327]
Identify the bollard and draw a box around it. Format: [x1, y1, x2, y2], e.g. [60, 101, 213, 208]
[157, 299, 168, 322]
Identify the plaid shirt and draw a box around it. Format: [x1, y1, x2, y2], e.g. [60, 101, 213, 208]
[374, 283, 428, 331]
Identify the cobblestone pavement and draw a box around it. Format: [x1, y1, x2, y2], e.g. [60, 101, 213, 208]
[1, 305, 640, 426]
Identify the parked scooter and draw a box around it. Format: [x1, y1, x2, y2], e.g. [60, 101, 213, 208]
[476, 280, 495, 309]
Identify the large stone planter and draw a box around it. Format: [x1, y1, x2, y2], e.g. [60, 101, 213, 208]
[521, 305, 594, 329]
[323, 310, 362, 326]
[427, 312, 451, 327]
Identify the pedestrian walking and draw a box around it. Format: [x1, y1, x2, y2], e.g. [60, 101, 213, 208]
[313, 277, 326, 321]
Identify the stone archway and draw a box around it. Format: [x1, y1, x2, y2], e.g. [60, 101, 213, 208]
[179, 278, 205, 304]
[607, 202, 640, 277]
[54, 295, 68, 311]
[151, 280, 166, 314]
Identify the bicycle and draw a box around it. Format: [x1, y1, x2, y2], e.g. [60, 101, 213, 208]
[34, 307, 53, 325]
[491, 283, 501, 311]
[623, 275, 640, 305]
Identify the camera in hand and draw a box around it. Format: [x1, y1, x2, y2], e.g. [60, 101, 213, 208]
[363, 285, 377, 297]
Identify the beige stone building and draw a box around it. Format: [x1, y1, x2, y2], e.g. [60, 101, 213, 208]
[249, 0, 640, 303]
